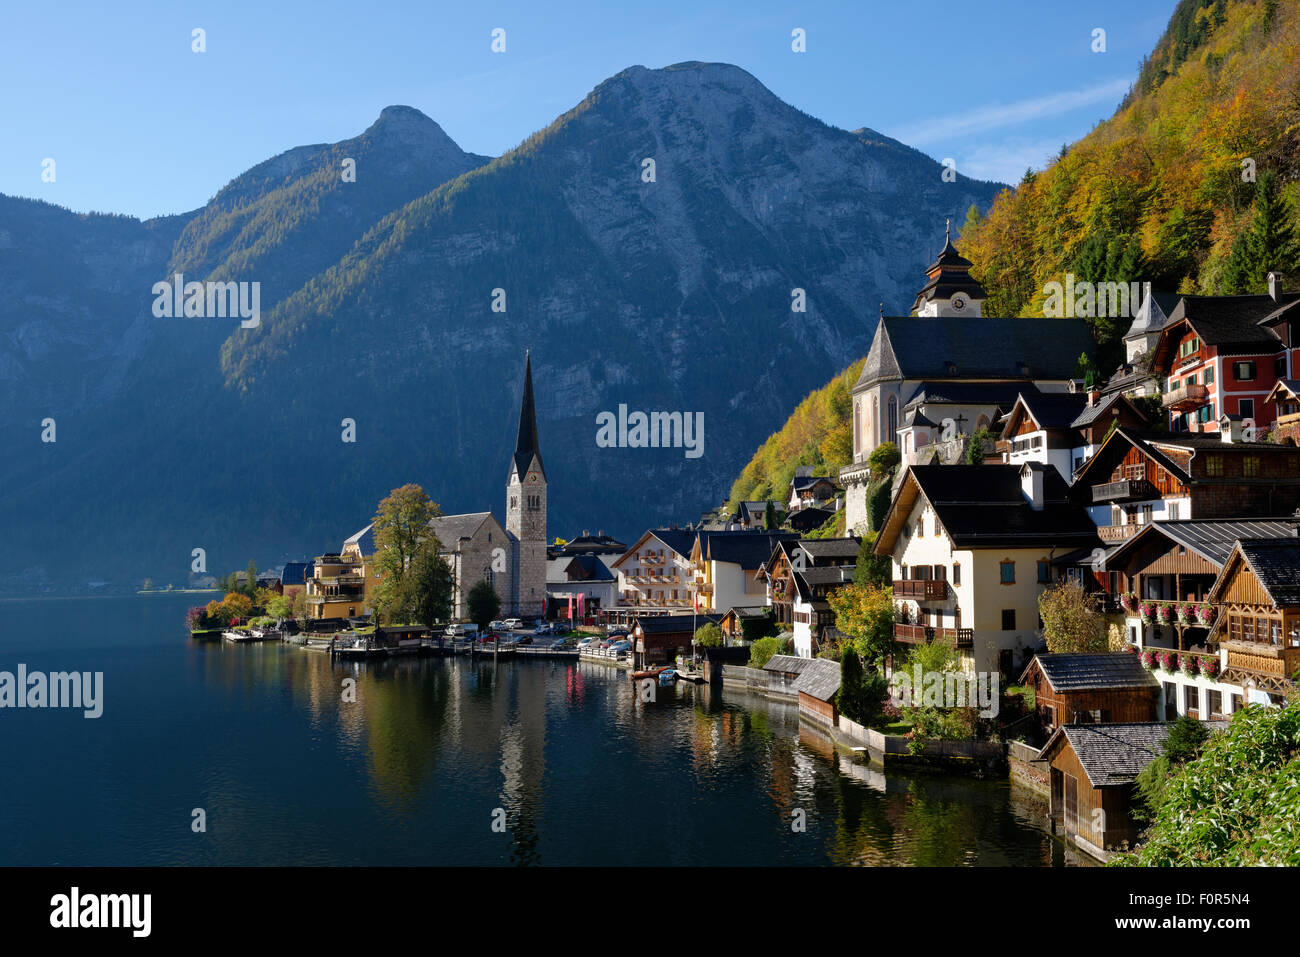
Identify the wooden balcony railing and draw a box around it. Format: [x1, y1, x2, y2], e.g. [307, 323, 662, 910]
[893, 579, 951, 601]
[1098, 524, 1138, 543]
[1223, 642, 1300, 682]
[1092, 478, 1157, 503]
[893, 624, 972, 647]
[1162, 383, 1209, 412]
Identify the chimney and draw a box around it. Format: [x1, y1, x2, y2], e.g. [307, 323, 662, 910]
[1020, 464, 1044, 510]
[583, 529, 589, 537]
[1087, 387, 1100, 408]
[1269, 272, 1282, 302]
[1220, 416, 1242, 443]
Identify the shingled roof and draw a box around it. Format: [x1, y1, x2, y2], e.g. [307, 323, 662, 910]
[790, 657, 842, 702]
[1105, 518, 1300, 569]
[1232, 539, 1300, 606]
[1157, 294, 1288, 359]
[1043, 723, 1170, 788]
[428, 512, 496, 548]
[1025, 653, 1158, 692]
[799, 538, 862, 561]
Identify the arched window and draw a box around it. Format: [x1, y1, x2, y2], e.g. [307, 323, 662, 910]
[871, 396, 879, 446]
[887, 396, 898, 445]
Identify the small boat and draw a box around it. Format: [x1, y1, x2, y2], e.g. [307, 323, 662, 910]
[631, 667, 666, 680]
[222, 629, 258, 643]
[658, 668, 677, 685]
[676, 670, 705, 684]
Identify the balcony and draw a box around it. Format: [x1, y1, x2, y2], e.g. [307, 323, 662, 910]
[1092, 478, 1157, 503]
[1098, 524, 1137, 543]
[1162, 382, 1209, 412]
[893, 579, 951, 601]
[893, 624, 973, 648]
[1223, 641, 1300, 683]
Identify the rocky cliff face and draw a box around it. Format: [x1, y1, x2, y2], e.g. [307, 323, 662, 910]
[0, 62, 1002, 589]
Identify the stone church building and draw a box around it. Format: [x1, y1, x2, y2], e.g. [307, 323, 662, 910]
[840, 227, 1099, 533]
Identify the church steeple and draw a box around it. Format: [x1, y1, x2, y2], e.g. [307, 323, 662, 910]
[912, 220, 987, 317]
[512, 350, 545, 481]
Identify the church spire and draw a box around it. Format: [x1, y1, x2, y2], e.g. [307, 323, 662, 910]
[512, 351, 545, 481]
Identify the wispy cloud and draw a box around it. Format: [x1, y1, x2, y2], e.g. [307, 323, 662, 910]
[957, 137, 1073, 186]
[891, 77, 1131, 147]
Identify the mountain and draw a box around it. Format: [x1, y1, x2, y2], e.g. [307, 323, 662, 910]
[0, 62, 1002, 591]
[960, 0, 1300, 366]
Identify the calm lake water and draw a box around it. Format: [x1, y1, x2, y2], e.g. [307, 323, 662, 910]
[0, 595, 1083, 866]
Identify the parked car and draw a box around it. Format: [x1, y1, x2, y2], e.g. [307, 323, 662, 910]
[444, 623, 479, 639]
[504, 618, 524, 630]
[515, 635, 533, 645]
[577, 637, 598, 649]
[607, 640, 632, 653]
[489, 620, 507, 631]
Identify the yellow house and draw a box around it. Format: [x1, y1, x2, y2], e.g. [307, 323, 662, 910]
[305, 525, 380, 619]
[875, 463, 1102, 675]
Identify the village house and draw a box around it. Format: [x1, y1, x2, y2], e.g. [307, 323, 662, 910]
[758, 537, 860, 629]
[997, 387, 1148, 481]
[718, 606, 772, 646]
[1149, 275, 1300, 435]
[1069, 425, 1300, 546]
[1103, 284, 1182, 398]
[689, 530, 796, 615]
[1020, 653, 1159, 735]
[790, 564, 857, 658]
[546, 553, 617, 622]
[305, 524, 379, 619]
[729, 501, 773, 529]
[1040, 722, 1172, 861]
[762, 655, 842, 724]
[550, 530, 626, 559]
[840, 229, 1099, 533]
[787, 468, 839, 513]
[1206, 537, 1300, 707]
[630, 613, 722, 669]
[1265, 379, 1300, 445]
[608, 527, 699, 624]
[874, 463, 1101, 676]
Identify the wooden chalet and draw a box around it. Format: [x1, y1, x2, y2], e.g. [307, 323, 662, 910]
[998, 388, 1148, 481]
[630, 613, 722, 668]
[1070, 426, 1300, 545]
[718, 606, 771, 645]
[1040, 722, 1171, 860]
[1207, 538, 1300, 702]
[1020, 653, 1159, 734]
[1266, 379, 1300, 445]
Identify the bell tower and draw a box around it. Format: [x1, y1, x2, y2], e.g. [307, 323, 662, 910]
[506, 351, 547, 616]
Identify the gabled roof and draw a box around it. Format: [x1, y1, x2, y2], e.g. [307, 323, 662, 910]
[1001, 391, 1089, 435]
[1041, 723, 1170, 788]
[903, 380, 1038, 410]
[788, 506, 835, 531]
[875, 464, 1100, 553]
[853, 318, 1097, 390]
[1265, 379, 1300, 404]
[561, 554, 615, 582]
[428, 512, 497, 549]
[613, 528, 699, 568]
[1104, 518, 1300, 570]
[790, 657, 842, 702]
[1123, 287, 1181, 339]
[1071, 390, 1146, 430]
[1023, 653, 1158, 692]
[763, 654, 821, 675]
[792, 565, 857, 602]
[343, 524, 375, 556]
[799, 538, 862, 561]
[704, 531, 799, 569]
[1153, 295, 1289, 364]
[633, 613, 721, 634]
[790, 475, 836, 492]
[1209, 539, 1300, 607]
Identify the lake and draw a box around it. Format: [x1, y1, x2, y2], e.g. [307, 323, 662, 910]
[0, 595, 1084, 866]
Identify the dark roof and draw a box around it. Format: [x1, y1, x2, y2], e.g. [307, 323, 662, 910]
[634, 614, 721, 634]
[344, 524, 375, 555]
[1106, 518, 1300, 569]
[856, 318, 1096, 388]
[1027, 653, 1158, 692]
[904, 380, 1040, 409]
[562, 554, 615, 582]
[511, 352, 546, 481]
[793, 566, 856, 602]
[1044, 723, 1170, 788]
[700, 530, 798, 569]
[1234, 539, 1300, 606]
[646, 528, 699, 558]
[790, 657, 842, 702]
[1017, 391, 1089, 430]
[1165, 294, 1288, 355]
[561, 532, 626, 554]
[799, 538, 862, 561]
[790, 475, 836, 492]
[788, 507, 834, 531]
[1071, 390, 1143, 429]
[281, 561, 312, 587]
[903, 465, 1101, 549]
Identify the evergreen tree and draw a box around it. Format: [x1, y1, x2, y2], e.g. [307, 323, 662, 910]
[467, 579, 501, 633]
[1221, 172, 1298, 294]
[764, 499, 777, 531]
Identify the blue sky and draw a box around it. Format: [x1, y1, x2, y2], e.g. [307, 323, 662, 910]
[0, 0, 1174, 219]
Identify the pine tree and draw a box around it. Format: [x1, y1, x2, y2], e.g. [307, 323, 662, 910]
[1221, 172, 1298, 294]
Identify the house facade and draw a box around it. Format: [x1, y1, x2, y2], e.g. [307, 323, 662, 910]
[875, 463, 1101, 676]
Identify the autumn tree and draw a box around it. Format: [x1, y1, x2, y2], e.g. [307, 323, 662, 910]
[1037, 580, 1106, 653]
[852, 531, 892, 588]
[371, 484, 445, 622]
[826, 582, 894, 667]
[694, 623, 723, 648]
